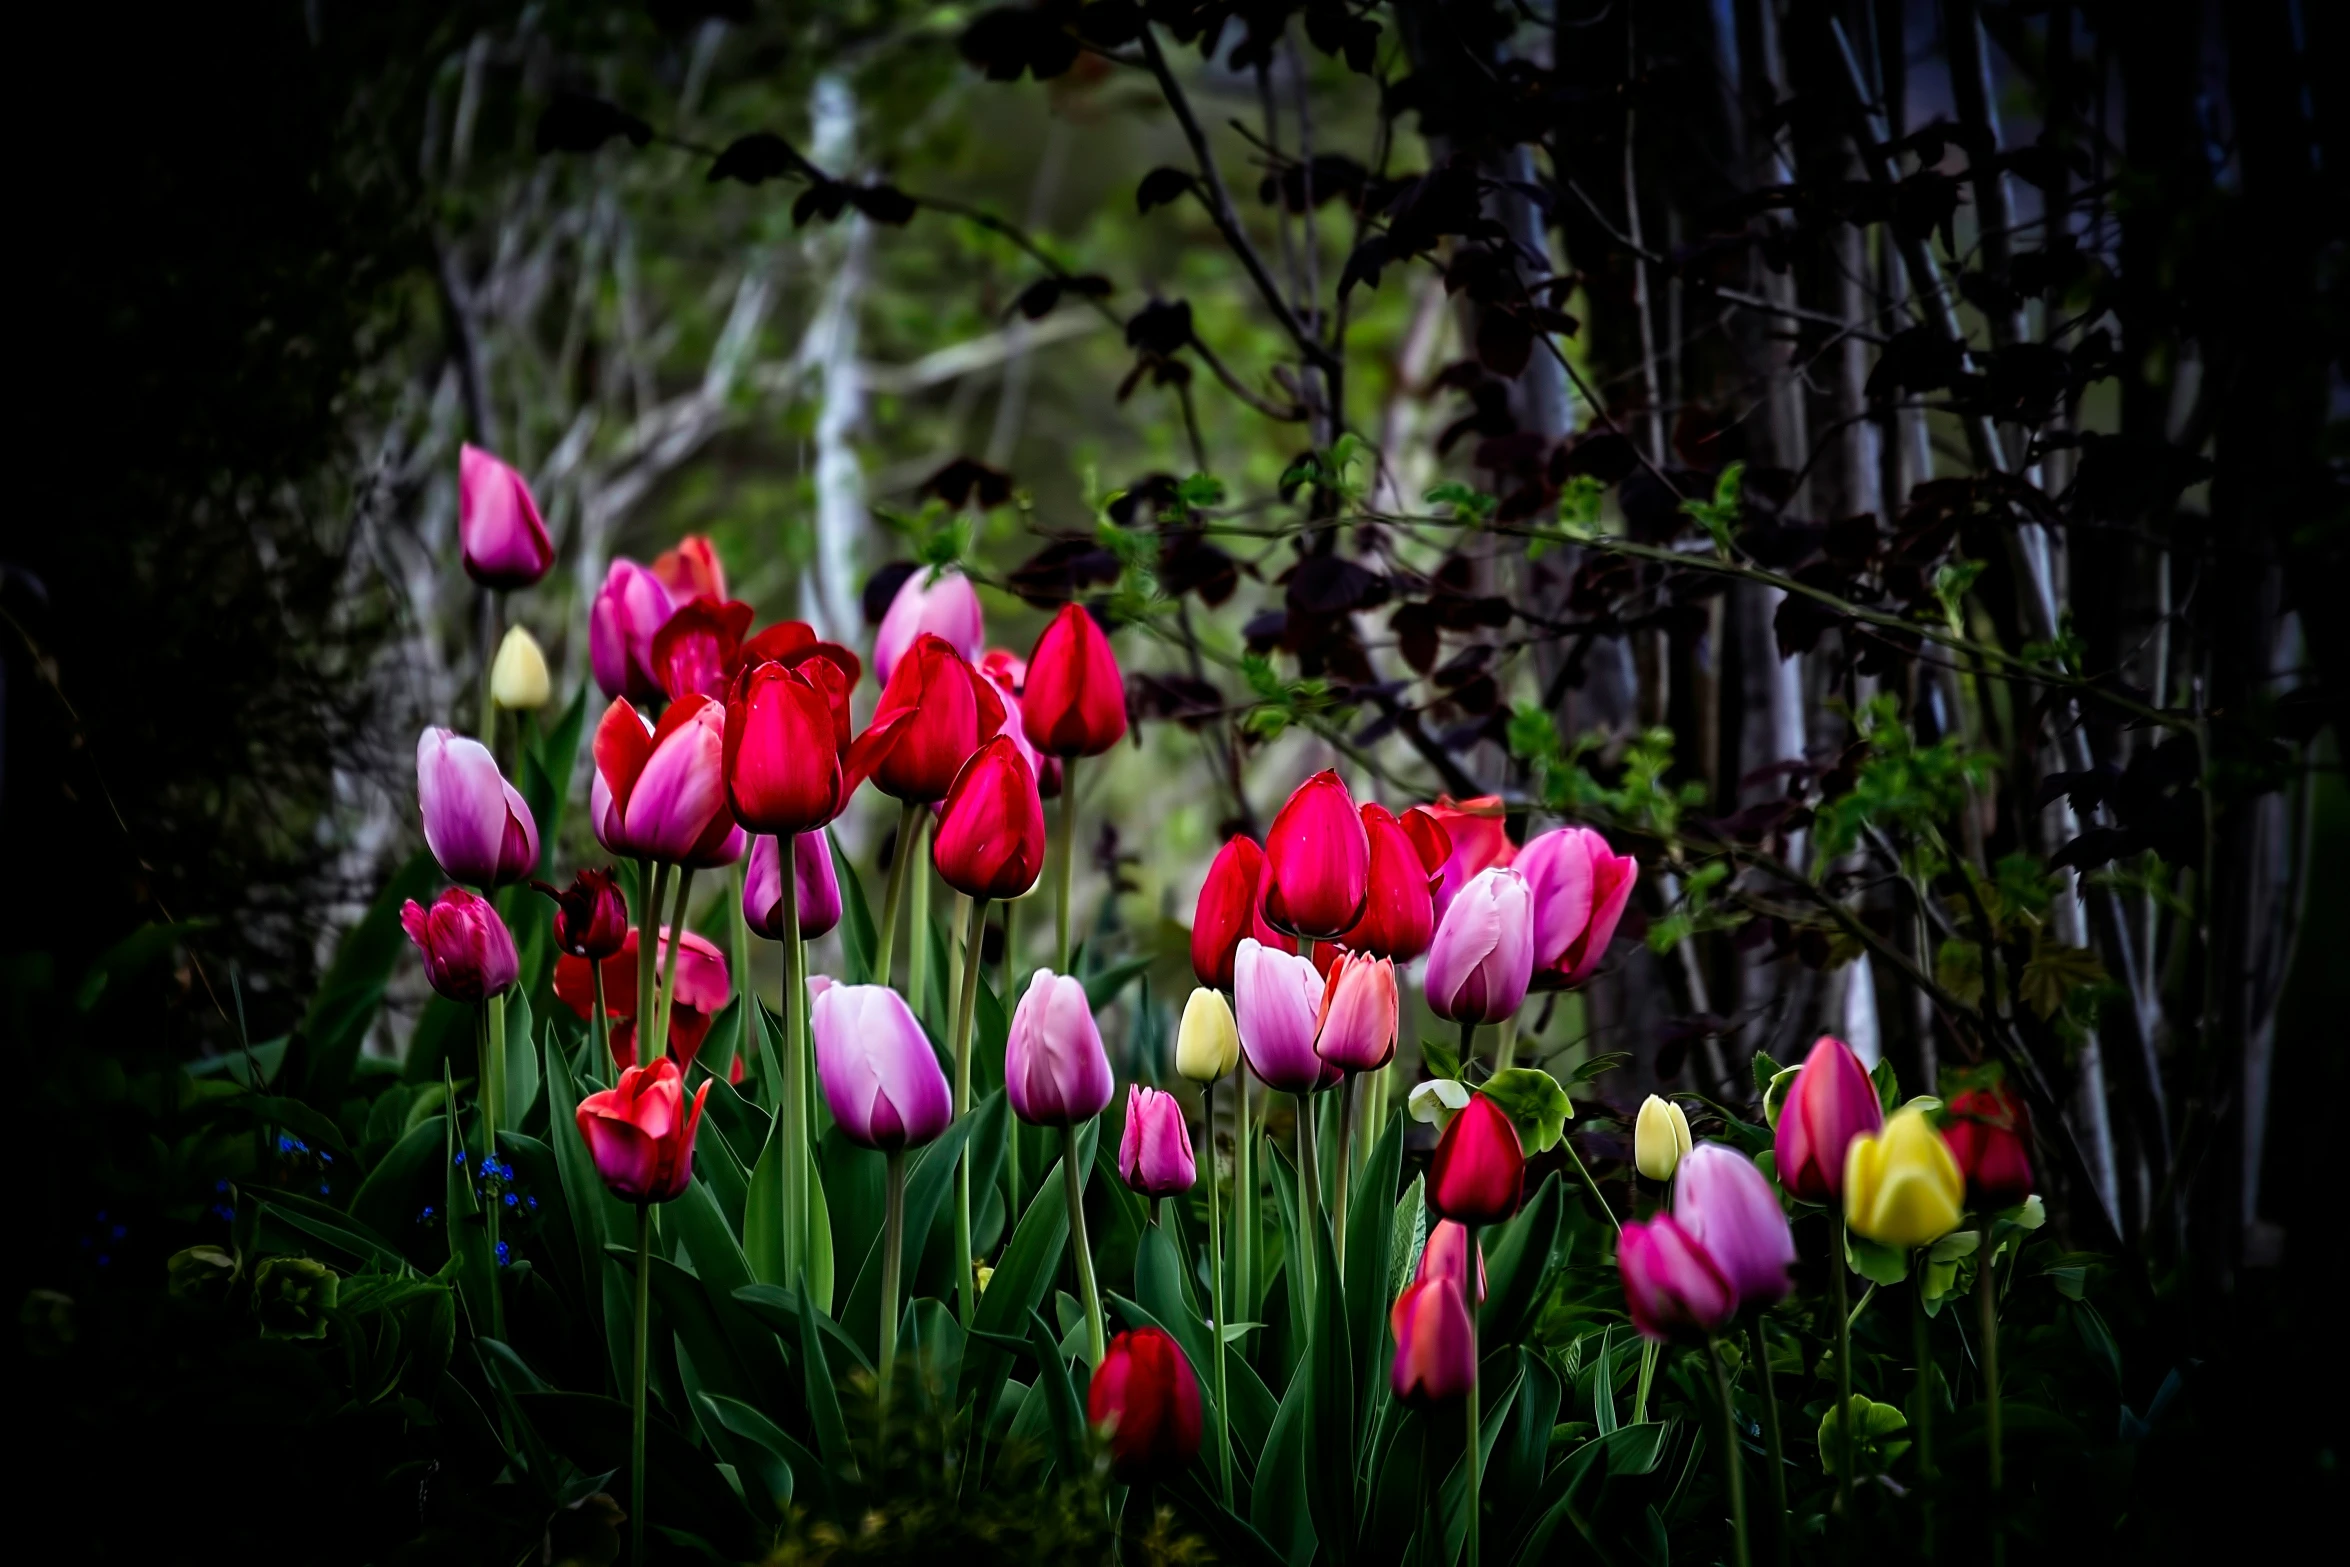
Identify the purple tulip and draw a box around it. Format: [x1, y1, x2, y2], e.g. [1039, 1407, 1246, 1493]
[873, 567, 984, 687]
[1005, 969, 1114, 1126]
[459, 444, 555, 591]
[811, 983, 953, 1151]
[416, 727, 539, 887]
[1232, 937, 1332, 1094]
[590, 558, 675, 703]
[1424, 866, 1535, 1024]
[1119, 1084, 1197, 1197]
[401, 887, 520, 1003]
[1619, 1214, 1738, 1344]
[744, 832, 842, 941]
[1673, 1143, 1797, 1312]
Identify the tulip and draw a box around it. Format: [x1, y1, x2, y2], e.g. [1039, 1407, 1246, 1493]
[740, 620, 863, 728]
[1232, 938, 1331, 1095]
[1190, 836, 1296, 988]
[553, 926, 732, 1070]
[1022, 602, 1129, 757]
[650, 597, 755, 703]
[1005, 969, 1114, 1126]
[590, 695, 741, 867]
[1262, 771, 1371, 940]
[1941, 1085, 2033, 1210]
[416, 728, 540, 887]
[651, 534, 727, 605]
[1424, 795, 1517, 923]
[932, 736, 1047, 900]
[811, 983, 954, 1150]
[847, 633, 1007, 804]
[1844, 1105, 1966, 1250]
[979, 648, 1065, 799]
[401, 887, 519, 1002]
[1634, 1094, 1693, 1181]
[576, 1057, 709, 1204]
[874, 566, 984, 686]
[1120, 1084, 1197, 1198]
[1518, 825, 1638, 988]
[1424, 866, 1536, 1025]
[490, 625, 552, 711]
[725, 658, 849, 835]
[1673, 1143, 1796, 1311]
[744, 832, 841, 941]
[1389, 1277, 1477, 1407]
[1772, 1035, 1884, 1203]
[1088, 1327, 1203, 1482]
[1175, 986, 1241, 1083]
[979, 647, 1026, 691]
[1314, 951, 1399, 1074]
[1618, 1214, 1738, 1343]
[1415, 1218, 1488, 1303]
[459, 443, 554, 590]
[589, 558, 675, 702]
[542, 866, 629, 959]
[1427, 1092, 1526, 1225]
[1339, 803, 1449, 961]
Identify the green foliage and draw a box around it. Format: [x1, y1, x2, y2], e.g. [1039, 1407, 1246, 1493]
[1811, 694, 1994, 869]
[1481, 1067, 1575, 1154]
[1239, 652, 1347, 742]
[1679, 460, 1745, 554]
[1509, 713, 1709, 838]
[1424, 480, 1498, 522]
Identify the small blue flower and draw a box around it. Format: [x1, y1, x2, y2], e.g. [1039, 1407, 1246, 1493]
[495, 1241, 512, 1267]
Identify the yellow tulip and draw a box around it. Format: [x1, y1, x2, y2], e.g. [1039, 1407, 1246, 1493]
[1175, 986, 1241, 1082]
[1634, 1094, 1692, 1180]
[1843, 1105, 1966, 1249]
[491, 625, 552, 711]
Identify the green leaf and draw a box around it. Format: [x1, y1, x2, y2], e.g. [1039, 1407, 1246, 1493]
[1020, 1305, 1086, 1477]
[1845, 1229, 1911, 1286]
[1343, 1109, 1405, 1441]
[515, 1391, 760, 1555]
[1302, 1205, 1356, 1562]
[2021, 935, 2107, 1019]
[667, 1178, 790, 1406]
[841, 1115, 974, 1358]
[795, 1269, 856, 1476]
[542, 1038, 619, 1390]
[742, 1103, 790, 1289]
[832, 828, 878, 986]
[442, 1078, 499, 1340]
[1387, 1174, 1427, 1307]
[1871, 1056, 1901, 1115]
[1419, 1034, 1463, 1081]
[1750, 1049, 1783, 1097]
[1082, 953, 1153, 1014]
[695, 1391, 796, 1523]
[1491, 1347, 1564, 1550]
[301, 850, 440, 1103]
[1818, 1395, 1909, 1476]
[1250, 1357, 1316, 1565]
[1482, 1173, 1564, 1345]
[1479, 1068, 1573, 1154]
[955, 1128, 1083, 1413]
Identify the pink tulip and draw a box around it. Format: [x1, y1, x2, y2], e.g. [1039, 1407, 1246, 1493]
[651, 536, 727, 605]
[1415, 1218, 1488, 1304]
[401, 887, 519, 1003]
[590, 695, 742, 867]
[744, 832, 842, 941]
[1424, 866, 1536, 1024]
[811, 983, 953, 1150]
[459, 444, 554, 590]
[1424, 795, 1517, 924]
[1313, 951, 1399, 1074]
[1773, 1035, 1884, 1203]
[1232, 937, 1333, 1094]
[874, 566, 984, 686]
[576, 1057, 708, 1204]
[1517, 825, 1638, 988]
[1005, 969, 1114, 1126]
[590, 558, 676, 702]
[1619, 1214, 1738, 1343]
[1262, 770, 1371, 940]
[416, 727, 539, 887]
[1119, 1084, 1197, 1197]
[1389, 1277, 1477, 1406]
[1673, 1144, 1796, 1312]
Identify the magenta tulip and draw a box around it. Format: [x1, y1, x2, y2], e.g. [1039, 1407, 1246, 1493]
[1314, 951, 1399, 1074]
[744, 832, 841, 941]
[1427, 1092, 1526, 1225]
[1673, 1143, 1796, 1312]
[1022, 602, 1129, 758]
[1517, 825, 1638, 988]
[1089, 1327, 1203, 1482]
[812, 983, 954, 1151]
[459, 444, 554, 590]
[416, 727, 539, 887]
[590, 695, 741, 867]
[1232, 937, 1332, 1094]
[1005, 969, 1114, 1126]
[1773, 1035, 1884, 1203]
[1389, 1277, 1477, 1406]
[1424, 866, 1536, 1024]
[874, 566, 984, 686]
[401, 887, 518, 1003]
[1119, 1084, 1197, 1197]
[1619, 1214, 1738, 1343]
[589, 558, 675, 703]
[1262, 770, 1371, 939]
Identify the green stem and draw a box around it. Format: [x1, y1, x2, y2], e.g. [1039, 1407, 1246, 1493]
[1003, 897, 1021, 1223]
[880, 1149, 907, 1396]
[1493, 1013, 1519, 1072]
[780, 853, 810, 1285]
[636, 859, 664, 1055]
[1065, 1122, 1106, 1366]
[1914, 1274, 1936, 1557]
[1749, 1319, 1790, 1567]
[1463, 1220, 1482, 1567]
[1332, 1075, 1354, 1272]
[1832, 1213, 1855, 1519]
[1564, 1135, 1622, 1235]
[1205, 1079, 1233, 1506]
[951, 895, 990, 1328]
[591, 964, 610, 1074]
[1979, 1238, 2003, 1503]
[877, 801, 919, 990]
[1459, 1017, 1477, 1073]
[1234, 1063, 1255, 1328]
[729, 858, 752, 1083]
[483, 995, 507, 1339]
[478, 589, 500, 749]
[631, 1201, 651, 1567]
[1709, 1336, 1753, 1567]
[1057, 756, 1078, 973]
[909, 820, 934, 1020]
[653, 867, 695, 1065]
[1295, 1089, 1321, 1316]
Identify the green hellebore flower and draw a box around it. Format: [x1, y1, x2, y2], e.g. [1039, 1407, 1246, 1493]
[251, 1256, 340, 1340]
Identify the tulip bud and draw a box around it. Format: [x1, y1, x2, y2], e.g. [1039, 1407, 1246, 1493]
[932, 736, 1048, 899]
[846, 634, 1007, 805]
[1673, 1143, 1795, 1312]
[251, 1255, 341, 1341]
[1262, 771, 1372, 939]
[1232, 938, 1333, 1095]
[1772, 1035, 1884, 1203]
[1634, 1095, 1694, 1181]
[543, 866, 629, 959]
[1340, 803, 1449, 961]
[1940, 1085, 2033, 1211]
[650, 535, 727, 605]
[1427, 1092, 1525, 1225]
[874, 566, 984, 686]
[812, 983, 954, 1150]
[589, 558, 675, 703]
[1517, 825, 1637, 988]
[459, 443, 554, 591]
[1423, 795, 1516, 924]
[1415, 1219, 1487, 1303]
[416, 728, 540, 887]
[1389, 1277, 1477, 1406]
[1618, 1214, 1737, 1343]
[1843, 1105, 1966, 1249]
[1005, 969, 1114, 1126]
[1175, 987, 1240, 1082]
[591, 695, 742, 867]
[1022, 602, 1129, 757]
[1088, 1326, 1203, 1482]
[1190, 835, 1294, 989]
[576, 1057, 710, 1203]
[744, 833, 841, 941]
[725, 658, 848, 835]
[401, 888, 518, 1002]
[490, 625, 552, 711]
[1423, 866, 1536, 1025]
[1119, 1084, 1197, 1197]
[1314, 951, 1399, 1073]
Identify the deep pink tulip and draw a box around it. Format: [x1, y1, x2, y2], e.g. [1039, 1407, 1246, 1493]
[651, 535, 727, 605]
[1190, 837, 1295, 989]
[1232, 938, 1332, 1094]
[1415, 1218, 1488, 1304]
[576, 1057, 708, 1204]
[1428, 1092, 1526, 1225]
[1673, 1143, 1796, 1312]
[589, 558, 675, 702]
[1389, 1277, 1477, 1407]
[416, 727, 539, 887]
[1005, 969, 1114, 1126]
[1262, 770, 1371, 940]
[738, 621, 863, 740]
[651, 597, 756, 703]
[1424, 795, 1516, 925]
[932, 736, 1047, 900]
[459, 444, 554, 590]
[744, 832, 841, 941]
[401, 887, 518, 1003]
[1517, 826, 1638, 988]
[847, 634, 1007, 805]
[1424, 866, 1536, 1024]
[1772, 1035, 1884, 1203]
[1339, 803, 1449, 961]
[1022, 602, 1129, 757]
[1314, 951, 1399, 1074]
[812, 983, 953, 1150]
[874, 566, 984, 686]
[590, 695, 741, 867]
[1119, 1084, 1197, 1197]
[1619, 1214, 1738, 1343]
[725, 657, 850, 835]
[1088, 1327, 1203, 1482]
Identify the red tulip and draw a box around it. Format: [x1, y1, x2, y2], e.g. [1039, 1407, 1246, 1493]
[1424, 795, 1517, 924]
[1389, 1277, 1477, 1407]
[1262, 770, 1371, 940]
[846, 634, 1007, 804]
[740, 620, 863, 738]
[744, 832, 842, 941]
[575, 1057, 709, 1204]
[1772, 1035, 1883, 1203]
[976, 646, 1059, 799]
[1088, 1326, 1203, 1482]
[725, 659, 849, 835]
[875, 566, 984, 685]
[589, 558, 675, 702]
[539, 866, 629, 959]
[1618, 1214, 1738, 1343]
[458, 444, 554, 590]
[1941, 1085, 2033, 1210]
[591, 695, 742, 866]
[1415, 1218, 1488, 1303]
[1339, 802, 1449, 960]
[553, 925, 732, 1071]
[1314, 950, 1399, 1073]
[1190, 836, 1295, 988]
[1517, 826, 1638, 989]
[932, 735, 1047, 900]
[651, 535, 726, 605]
[401, 887, 519, 1003]
[1428, 1092, 1525, 1225]
[1023, 603, 1128, 757]
[1118, 1084, 1197, 1197]
[650, 597, 756, 703]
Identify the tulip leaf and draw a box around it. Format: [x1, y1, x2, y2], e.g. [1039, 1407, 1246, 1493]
[1479, 1067, 1573, 1155]
[1420, 1034, 1463, 1081]
[1387, 1173, 1427, 1306]
[1302, 1206, 1357, 1562]
[1342, 1109, 1404, 1440]
[667, 1178, 791, 1407]
[499, 992, 540, 1134]
[443, 1076, 500, 1340]
[743, 1105, 790, 1289]
[1021, 1305, 1086, 1477]
[514, 1390, 761, 1555]
[1844, 1228, 1912, 1286]
[1161, 1470, 1291, 1567]
[1562, 1049, 1632, 1086]
[350, 1115, 453, 1270]
[541, 1037, 623, 1387]
[1871, 1056, 1901, 1114]
[1491, 1347, 1563, 1552]
[1364, 1407, 1430, 1559]
[694, 1391, 793, 1523]
[1435, 1351, 1523, 1563]
[841, 1114, 973, 1353]
[831, 828, 877, 985]
[1482, 1172, 1564, 1346]
[1112, 1289, 1236, 1479]
[703, 1391, 828, 1518]
[1249, 1356, 1316, 1565]
[955, 1126, 1084, 1413]
[1082, 953, 1153, 1015]
[254, 1190, 406, 1272]
[301, 849, 441, 1103]
[1516, 1422, 1668, 1559]
[794, 1268, 857, 1476]
[495, 1131, 577, 1308]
